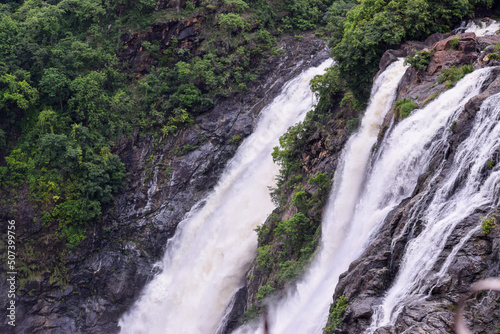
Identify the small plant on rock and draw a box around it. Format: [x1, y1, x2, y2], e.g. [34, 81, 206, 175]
[394, 98, 418, 120]
[324, 295, 348, 333]
[488, 53, 499, 60]
[404, 50, 432, 70]
[450, 37, 461, 49]
[481, 216, 495, 235]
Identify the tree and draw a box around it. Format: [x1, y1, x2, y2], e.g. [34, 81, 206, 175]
[218, 13, 246, 48]
[40, 68, 70, 109]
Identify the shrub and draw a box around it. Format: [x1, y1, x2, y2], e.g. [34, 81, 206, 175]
[346, 118, 359, 134]
[256, 284, 275, 302]
[421, 92, 441, 108]
[450, 37, 461, 49]
[279, 260, 303, 282]
[481, 216, 495, 235]
[438, 64, 474, 88]
[494, 42, 500, 52]
[404, 51, 432, 70]
[324, 295, 348, 333]
[275, 213, 311, 254]
[256, 245, 274, 274]
[394, 98, 417, 120]
[488, 53, 499, 60]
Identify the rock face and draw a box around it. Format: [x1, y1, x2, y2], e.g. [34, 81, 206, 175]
[0, 34, 328, 333]
[330, 26, 500, 334]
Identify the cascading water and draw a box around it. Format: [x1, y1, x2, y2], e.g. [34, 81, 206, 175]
[368, 77, 500, 332]
[235, 59, 410, 334]
[234, 21, 500, 334]
[118, 58, 333, 334]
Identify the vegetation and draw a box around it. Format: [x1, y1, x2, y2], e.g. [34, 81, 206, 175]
[394, 98, 418, 120]
[324, 295, 348, 333]
[450, 36, 461, 49]
[405, 50, 433, 70]
[0, 0, 339, 285]
[481, 216, 495, 235]
[330, 0, 495, 100]
[488, 52, 500, 60]
[421, 91, 441, 108]
[438, 64, 475, 88]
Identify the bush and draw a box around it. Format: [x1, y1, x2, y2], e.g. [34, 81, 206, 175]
[256, 284, 275, 302]
[481, 216, 495, 235]
[450, 37, 461, 49]
[394, 98, 418, 119]
[405, 51, 432, 70]
[324, 295, 348, 333]
[438, 64, 474, 88]
[256, 245, 274, 274]
[488, 53, 499, 60]
[275, 212, 311, 254]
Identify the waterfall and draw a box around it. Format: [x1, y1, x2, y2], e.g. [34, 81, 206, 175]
[368, 80, 500, 331]
[118, 58, 333, 334]
[235, 59, 409, 334]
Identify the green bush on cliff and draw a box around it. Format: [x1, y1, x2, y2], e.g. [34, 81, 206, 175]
[481, 216, 495, 235]
[404, 50, 433, 70]
[324, 295, 348, 333]
[394, 98, 418, 119]
[438, 64, 475, 88]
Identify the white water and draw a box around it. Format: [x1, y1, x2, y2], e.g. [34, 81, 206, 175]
[118, 59, 333, 334]
[235, 59, 409, 334]
[464, 19, 500, 36]
[369, 86, 500, 331]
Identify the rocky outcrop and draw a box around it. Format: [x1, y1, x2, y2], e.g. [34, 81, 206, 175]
[0, 34, 328, 333]
[330, 22, 500, 334]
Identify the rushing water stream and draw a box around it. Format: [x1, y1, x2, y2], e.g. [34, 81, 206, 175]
[368, 74, 500, 332]
[119, 20, 500, 334]
[118, 59, 333, 334]
[234, 58, 409, 334]
[237, 21, 500, 334]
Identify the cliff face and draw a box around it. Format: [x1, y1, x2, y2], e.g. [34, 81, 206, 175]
[331, 26, 500, 334]
[0, 33, 328, 333]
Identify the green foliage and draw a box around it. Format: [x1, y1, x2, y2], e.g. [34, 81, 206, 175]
[0, 0, 339, 286]
[394, 98, 418, 119]
[488, 52, 499, 60]
[241, 304, 261, 323]
[275, 212, 311, 254]
[256, 284, 275, 301]
[223, 0, 249, 13]
[219, 13, 246, 32]
[310, 64, 346, 112]
[330, 0, 492, 100]
[346, 118, 359, 133]
[494, 42, 500, 52]
[421, 91, 441, 108]
[450, 36, 461, 49]
[272, 122, 306, 177]
[324, 295, 348, 333]
[481, 216, 495, 235]
[309, 172, 330, 195]
[256, 245, 274, 274]
[229, 134, 242, 145]
[0, 73, 38, 111]
[438, 64, 475, 88]
[405, 51, 432, 70]
[281, 0, 333, 31]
